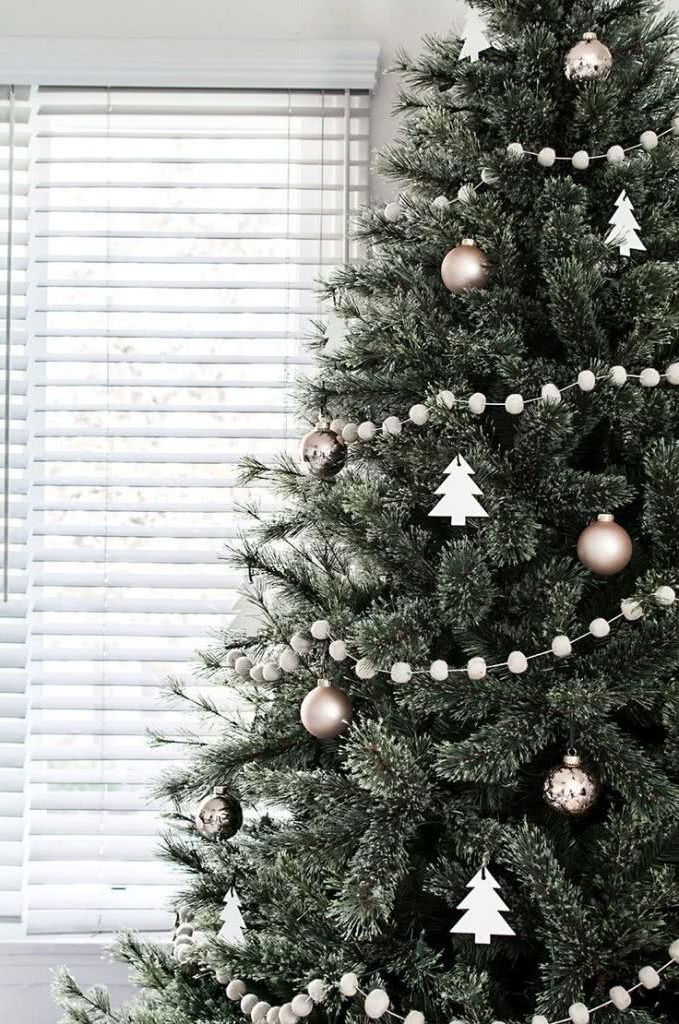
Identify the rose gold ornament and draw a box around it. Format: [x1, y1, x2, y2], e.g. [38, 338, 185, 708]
[300, 679, 353, 738]
[565, 32, 613, 82]
[300, 418, 347, 480]
[576, 513, 632, 576]
[441, 238, 490, 294]
[544, 749, 599, 816]
[195, 786, 243, 838]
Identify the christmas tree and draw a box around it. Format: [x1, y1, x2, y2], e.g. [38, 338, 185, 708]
[56, 3, 679, 1024]
[429, 454, 488, 525]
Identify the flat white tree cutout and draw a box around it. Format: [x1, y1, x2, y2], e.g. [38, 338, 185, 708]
[605, 190, 646, 257]
[429, 454, 488, 526]
[450, 866, 515, 945]
[459, 8, 493, 62]
[218, 888, 246, 945]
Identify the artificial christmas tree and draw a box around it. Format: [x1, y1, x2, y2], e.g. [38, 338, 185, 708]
[56, 3, 679, 1024]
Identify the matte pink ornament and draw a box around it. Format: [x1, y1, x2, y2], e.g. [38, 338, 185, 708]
[576, 514, 632, 576]
[300, 680, 353, 738]
[441, 238, 490, 294]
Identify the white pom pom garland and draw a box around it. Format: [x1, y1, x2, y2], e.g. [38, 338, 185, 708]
[355, 657, 378, 680]
[278, 648, 300, 672]
[467, 656, 487, 680]
[267, 1009, 281, 1024]
[329, 639, 348, 661]
[408, 404, 429, 425]
[307, 980, 327, 1002]
[241, 995, 259, 1015]
[342, 422, 359, 443]
[235, 656, 253, 677]
[505, 393, 524, 415]
[640, 130, 658, 150]
[468, 392, 487, 415]
[430, 659, 449, 681]
[507, 650, 528, 674]
[383, 416, 402, 435]
[609, 987, 631, 1010]
[568, 1003, 589, 1024]
[640, 367, 660, 387]
[572, 150, 590, 170]
[551, 635, 572, 658]
[537, 147, 556, 167]
[621, 598, 643, 621]
[667, 362, 679, 385]
[252, 1003, 271, 1023]
[357, 420, 378, 441]
[290, 633, 311, 655]
[339, 973, 359, 997]
[227, 980, 247, 1000]
[507, 142, 524, 160]
[609, 365, 627, 385]
[262, 661, 281, 682]
[278, 1004, 299, 1024]
[655, 585, 675, 606]
[606, 145, 625, 163]
[541, 383, 561, 404]
[310, 619, 331, 640]
[589, 618, 610, 638]
[290, 994, 314, 1017]
[390, 661, 412, 684]
[364, 989, 390, 1019]
[638, 966, 661, 988]
[577, 370, 596, 392]
[437, 389, 455, 410]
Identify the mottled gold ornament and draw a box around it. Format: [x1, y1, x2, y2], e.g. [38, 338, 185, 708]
[544, 750, 599, 816]
[195, 786, 243, 838]
[441, 238, 490, 294]
[577, 514, 632, 576]
[300, 419, 347, 480]
[300, 679, 353, 738]
[565, 32, 613, 82]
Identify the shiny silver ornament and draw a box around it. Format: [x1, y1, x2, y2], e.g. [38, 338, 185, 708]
[544, 750, 599, 816]
[300, 419, 347, 480]
[195, 786, 243, 838]
[577, 513, 632, 576]
[441, 238, 490, 294]
[300, 679, 353, 738]
[565, 32, 613, 82]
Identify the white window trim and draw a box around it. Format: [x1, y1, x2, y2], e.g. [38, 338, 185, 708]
[0, 37, 380, 90]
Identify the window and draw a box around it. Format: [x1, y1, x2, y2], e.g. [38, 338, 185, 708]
[0, 71, 372, 935]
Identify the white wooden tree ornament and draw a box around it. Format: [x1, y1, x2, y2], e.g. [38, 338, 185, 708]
[429, 454, 488, 526]
[218, 888, 246, 945]
[605, 190, 646, 257]
[458, 7, 493, 62]
[450, 866, 515, 945]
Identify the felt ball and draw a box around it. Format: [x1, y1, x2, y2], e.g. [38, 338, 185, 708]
[310, 619, 331, 640]
[382, 415, 402, 435]
[216, 967, 231, 984]
[409, 403, 430, 425]
[342, 423, 359, 443]
[329, 417, 346, 434]
[267, 1009, 281, 1024]
[250, 664, 266, 683]
[279, 648, 300, 672]
[507, 142, 524, 160]
[174, 934, 193, 947]
[577, 515, 632, 575]
[667, 362, 679, 385]
[568, 1003, 589, 1024]
[242, 996, 259, 1015]
[551, 635, 572, 658]
[572, 150, 590, 170]
[300, 425, 347, 480]
[291, 995, 313, 1017]
[235, 656, 253, 677]
[262, 661, 281, 682]
[532, 1017, 549, 1024]
[541, 383, 561, 404]
[329, 639, 348, 661]
[609, 987, 631, 1010]
[468, 392, 487, 415]
[589, 618, 611, 638]
[467, 656, 487, 680]
[505, 393, 524, 415]
[227, 648, 245, 667]
[669, 938, 679, 962]
[252, 1003, 271, 1023]
[175, 943, 192, 961]
[357, 421, 377, 441]
[537, 147, 556, 167]
[300, 683, 352, 738]
[621, 598, 643, 621]
[175, 923, 194, 937]
[290, 632, 311, 656]
[441, 239, 490, 294]
[457, 184, 476, 203]
[437, 390, 455, 410]
[279, 1004, 299, 1024]
[432, 194, 450, 209]
[607, 145, 625, 163]
[565, 32, 612, 81]
[339, 973, 359, 997]
[307, 980, 327, 1002]
[578, 369, 596, 391]
[640, 367, 660, 387]
[655, 585, 676, 606]
[609, 365, 627, 385]
[383, 201, 402, 223]
[390, 661, 412, 684]
[507, 650, 528, 674]
[355, 657, 378, 679]
[430, 659, 449, 681]
[640, 130, 658, 151]
[639, 966, 661, 989]
[404, 1013, 425, 1024]
[481, 167, 499, 184]
[364, 989, 390, 1019]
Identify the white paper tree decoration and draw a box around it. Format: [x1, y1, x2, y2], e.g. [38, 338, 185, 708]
[605, 190, 646, 257]
[429, 454, 488, 526]
[458, 7, 493, 62]
[218, 888, 246, 945]
[450, 866, 515, 945]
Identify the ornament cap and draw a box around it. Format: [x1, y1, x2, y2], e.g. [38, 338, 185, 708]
[563, 751, 582, 767]
[597, 513, 614, 522]
[461, 237, 476, 246]
[583, 31, 598, 40]
[213, 785, 229, 796]
[318, 677, 332, 688]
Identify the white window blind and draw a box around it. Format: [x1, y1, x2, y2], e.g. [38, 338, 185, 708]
[0, 84, 370, 934]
